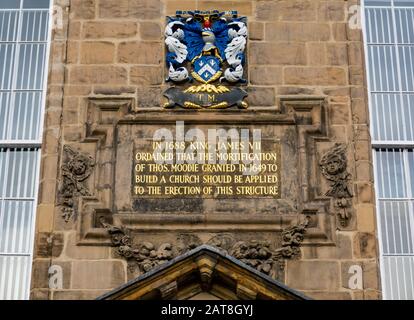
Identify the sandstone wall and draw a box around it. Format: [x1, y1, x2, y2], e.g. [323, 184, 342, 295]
[31, 0, 380, 300]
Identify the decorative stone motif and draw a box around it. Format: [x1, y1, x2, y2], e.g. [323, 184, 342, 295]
[319, 143, 353, 227]
[58, 146, 95, 222]
[163, 10, 248, 109]
[101, 217, 309, 278]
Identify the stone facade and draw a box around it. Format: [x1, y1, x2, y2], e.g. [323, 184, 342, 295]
[31, 0, 380, 300]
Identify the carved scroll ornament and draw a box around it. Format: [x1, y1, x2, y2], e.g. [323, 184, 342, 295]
[58, 146, 95, 222]
[101, 217, 308, 278]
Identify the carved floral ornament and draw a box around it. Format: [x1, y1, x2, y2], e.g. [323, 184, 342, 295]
[163, 10, 248, 109]
[319, 143, 353, 227]
[100, 217, 309, 278]
[58, 145, 95, 222]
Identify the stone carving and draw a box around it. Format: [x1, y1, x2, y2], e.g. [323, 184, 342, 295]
[58, 146, 95, 222]
[319, 143, 353, 227]
[100, 218, 175, 273]
[163, 10, 248, 109]
[101, 218, 308, 278]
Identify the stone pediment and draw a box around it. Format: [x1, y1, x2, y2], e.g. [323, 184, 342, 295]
[96, 245, 310, 300]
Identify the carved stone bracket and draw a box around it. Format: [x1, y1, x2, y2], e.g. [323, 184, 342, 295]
[319, 143, 353, 227]
[101, 217, 308, 279]
[58, 145, 95, 222]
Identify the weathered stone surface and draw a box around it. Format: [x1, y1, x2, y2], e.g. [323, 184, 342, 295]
[354, 232, 377, 259]
[70, 0, 95, 20]
[36, 232, 64, 258]
[80, 42, 115, 64]
[69, 66, 127, 84]
[248, 22, 264, 41]
[327, 44, 348, 66]
[250, 66, 283, 85]
[98, 0, 161, 19]
[71, 261, 126, 290]
[318, 1, 346, 21]
[265, 22, 331, 42]
[305, 291, 352, 300]
[65, 232, 110, 260]
[31, 260, 71, 289]
[53, 290, 109, 300]
[83, 21, 138, 39]
[257, 1, 317, 21]
[118, 41, 162, 64]
[287, 261, 340, 291]
[136, 87, 163, 108]
[356, 204, 376, 232]
[284, 67, 347, 85]
[250, 43, 307, 65]
[140, 22, 162, 40]
[246, 87, 276, 107]
[130, 66, 163, 85]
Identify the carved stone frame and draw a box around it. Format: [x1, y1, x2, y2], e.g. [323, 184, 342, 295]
[70, 96, 338, 249]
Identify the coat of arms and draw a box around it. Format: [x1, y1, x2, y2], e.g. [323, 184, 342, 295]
[163, 10, 248, 110]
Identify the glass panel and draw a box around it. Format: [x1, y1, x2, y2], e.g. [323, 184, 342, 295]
[15, 43, 47, 90]
[20, 10, 49, 42]
[382, 256, 414, 300]
[0, 200, 34, 254]
[0, 255, 31, 300]
[0, 11, 19, 41]
[3, 148, 39, 198]
[365, 8, 394, 44]
[398, 46, 414, 91]
[23, 0, 50, 9]
[375, 149, 407, 198]
[0, 44, 16, 89]
[0, 0, 21, 10]
[9, 91, 43, 140]
[379, 200, 414, 254]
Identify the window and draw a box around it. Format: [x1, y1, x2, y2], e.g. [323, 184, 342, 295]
[363, 0, 414, 299]
[0, 0, 51, 300]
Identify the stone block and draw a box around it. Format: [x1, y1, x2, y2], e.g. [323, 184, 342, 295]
[69, 66, 128, 84]
[248, 22, 264, 41]
[257, 1, 317, 21]
[140, 21, 162, 40]
[284, 67, 347, 86]
[250, 42, 306, 65]
[353, 232, 377, 259]
[83, 21, 138, 39]
[71, 260, 126, 290]
[130, 66, 163, 85]
[53, 290, 109, 300]
[64, 232, 110, 260]
[265, 22, 331, 42]
[98, 0, 161, 19]
[326, 43, 348, 66]
[249, 66, 283, 85]
[70, 0, 95, 20]
[118, 41, 162, 64]
[318, 1, 346, 21]
[286, 260, 340, 291]
[355, 204, 376, 232]
[246, 87, 276, 107]
[80, 42, 115, 64]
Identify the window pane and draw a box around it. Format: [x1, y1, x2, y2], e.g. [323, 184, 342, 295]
[0, 0, 21, 9]
[379, 200, 414, 254]
[382, 256, 414, 300]
[22, 0, 50, 9]
[375, 149, 407, 198]
[0, 11, 19, 41]
[0, 255, 31, 300]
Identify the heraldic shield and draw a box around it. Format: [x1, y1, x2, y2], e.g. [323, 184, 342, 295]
[163, 10, 248, 110]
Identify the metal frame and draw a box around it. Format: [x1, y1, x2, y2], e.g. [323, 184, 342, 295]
[0, 0, 52, 300]
[362, 0, 414, 300]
